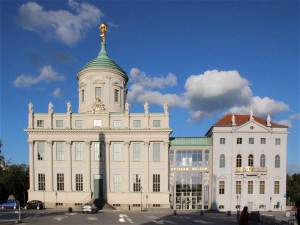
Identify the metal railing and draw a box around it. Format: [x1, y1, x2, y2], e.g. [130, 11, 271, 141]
[0, 207, 22, 223]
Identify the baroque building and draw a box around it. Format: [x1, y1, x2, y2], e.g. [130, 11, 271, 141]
[25, 23, 288, 212]
[205, 113, 288, 211]
[25, 24, 172, 210]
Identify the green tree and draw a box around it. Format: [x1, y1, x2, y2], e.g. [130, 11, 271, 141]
[287, 173, 300, 205]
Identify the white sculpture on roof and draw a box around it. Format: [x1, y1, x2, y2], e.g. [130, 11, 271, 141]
[48, 102, 53, 114]
[28, 102, 34, 114]
[267, 114, 271, 127]
[144, 101, 149, 114]
[231, 113, 236, 126]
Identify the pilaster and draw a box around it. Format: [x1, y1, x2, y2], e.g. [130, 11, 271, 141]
[47, 140, 53, 191]
[28, 140, 35, 191]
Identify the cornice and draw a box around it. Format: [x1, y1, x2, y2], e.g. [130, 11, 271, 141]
[24, 129, 172, 135]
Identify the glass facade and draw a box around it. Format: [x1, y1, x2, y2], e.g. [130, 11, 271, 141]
[175, 171, 203, 209]
[169, 140, 211, 210]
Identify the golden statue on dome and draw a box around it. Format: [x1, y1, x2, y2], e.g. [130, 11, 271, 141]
[99, 23, 107, 43]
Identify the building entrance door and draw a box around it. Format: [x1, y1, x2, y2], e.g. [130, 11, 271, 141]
[93, 174, 103, 200]
[247, 202, 253, 212]
[179, 197, 198, 209]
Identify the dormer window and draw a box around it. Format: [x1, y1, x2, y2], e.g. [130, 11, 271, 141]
[95, 87, 101, 99]
[81, 89, 85, 102]
[114, 89, 119, 102]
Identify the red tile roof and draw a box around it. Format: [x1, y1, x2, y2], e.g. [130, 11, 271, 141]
[213, 114, 288, 128]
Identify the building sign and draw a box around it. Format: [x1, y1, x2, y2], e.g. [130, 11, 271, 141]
[170, 167, 208, 172]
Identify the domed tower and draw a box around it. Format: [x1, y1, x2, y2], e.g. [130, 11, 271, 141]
[77, 23, 128, 113]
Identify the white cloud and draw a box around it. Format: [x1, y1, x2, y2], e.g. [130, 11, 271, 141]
[127, 68, 291, 124]
[52, 88, 64, 98]
[17, 0, 102, 45]
[127, 68, 181, 106]
[183, 70, 252, 121]
[229, 96, 289, 117]
[13, 65, 64, 88]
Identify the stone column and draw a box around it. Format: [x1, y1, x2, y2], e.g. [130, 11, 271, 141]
[144, 141, 149, 192]
[105, 142, 111, 192]
[124, 142, 130, 192]
[164, 141, 169, 192]
[66, 141, 72, 192]
[85, 141, 92, 192]
[28, 140, 35, 191]
[47, 141, 53, 191]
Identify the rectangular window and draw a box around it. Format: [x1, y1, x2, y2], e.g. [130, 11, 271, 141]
[249, 138, 254, 144]
[75, 120, 83, 128]
[57, 173, 64, 191]
[38, 173, 45, 191]
[275, 138, 281, 145]
[133, 143, 141, 161]
[133, 174, 141, 192]
[153, 120, 161, 127]
[75, 143, 83, 161]
[274, 181, 280, 194]
[94, 119, 101, 127]
[114, 89, 119, 102]
[37, 142, 45, 160]
[261, 138, 266, 144]
[133, 120, 141, 127]
[236, 181, 241, 194]
[248, 181, 253, 194]
[153, 143, 160, 162]
[260, 181, 265, 194]
[37, 120, 44, 127]
[205, 150, 209, 166]
[153, 174, 160, 192]
[169, 150, 174, 166]
[75, 174, 83, 191]
[56, 120, 63, 127]
[219, 181, 225, 194]
[56, 142, 64, 161]
[113, 143, 122, 161]
[113, 174, 121, 192]
[95, 87, 101, 99]
[220, 138, 225, 144]
[94, 142, 102, 161]
[81, 89, 84, 102]
[113, 120, 121, 127]
[237, 138, 242, 144]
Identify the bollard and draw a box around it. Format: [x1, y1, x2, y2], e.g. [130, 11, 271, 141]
[68, 207, 72, 213]
[173, 210, 177, 215]
[200, 210, 204, 215]
[227, 210, 231, 216]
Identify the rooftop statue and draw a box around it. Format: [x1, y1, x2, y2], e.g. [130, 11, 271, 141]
[99, 23, 107, 43]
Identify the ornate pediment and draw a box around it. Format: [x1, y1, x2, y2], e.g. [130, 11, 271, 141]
[93, 79, 105, 84]
[79, 82, 87, 88]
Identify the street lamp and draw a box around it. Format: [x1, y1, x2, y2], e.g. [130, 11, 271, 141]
[55, 192, 58, 208]
[146, 195, 148, 210]
[236, 195, 240, 221]
[140, 186, 143, 211]
[270, 197, 272, 211]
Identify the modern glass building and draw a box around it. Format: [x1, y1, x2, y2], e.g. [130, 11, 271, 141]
[169, 137, 212, 210]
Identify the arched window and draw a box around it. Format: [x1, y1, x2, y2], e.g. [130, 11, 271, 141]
[275, 155, 280, 168]
[260, 154, 266, 167]
[220, 154, 225, 168]
[248, 154, 254, 167]
[236, 154, 242, 167]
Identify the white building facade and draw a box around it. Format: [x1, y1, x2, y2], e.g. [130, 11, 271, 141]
[25, 24, 172, 210]
[206, 113, 288, 212]
[25, 24, 289, 212]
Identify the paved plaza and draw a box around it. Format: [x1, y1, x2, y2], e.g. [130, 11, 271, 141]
[0, 208, 298, 225]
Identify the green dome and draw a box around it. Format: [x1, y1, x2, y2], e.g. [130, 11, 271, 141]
[79, 42, 127, 77]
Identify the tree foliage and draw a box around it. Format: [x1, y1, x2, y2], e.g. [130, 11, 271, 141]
[0, 163, 29, 205]
[287, 173, 300, 204]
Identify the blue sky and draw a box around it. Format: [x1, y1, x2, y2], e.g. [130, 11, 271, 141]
[0, 0, 299, 173]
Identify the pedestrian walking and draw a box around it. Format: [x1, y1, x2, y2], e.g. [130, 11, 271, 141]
[295, 201, 300, 225]
[239, 206, 250, 225]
